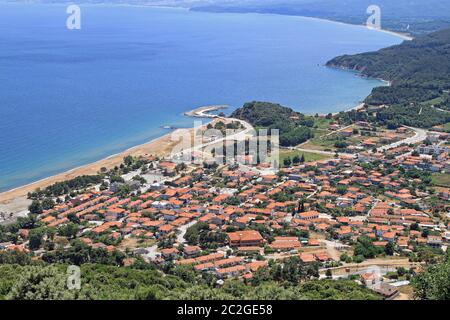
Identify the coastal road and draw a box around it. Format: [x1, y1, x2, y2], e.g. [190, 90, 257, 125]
[170, 117, 255, 160]
[293, 127, 428, 157]
[378, 127, 428, 152]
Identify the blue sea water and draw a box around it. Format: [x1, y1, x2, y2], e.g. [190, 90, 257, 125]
[0, 3, 402, 192]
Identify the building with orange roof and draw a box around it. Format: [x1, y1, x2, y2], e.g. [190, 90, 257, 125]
[227, 230, 264, 247]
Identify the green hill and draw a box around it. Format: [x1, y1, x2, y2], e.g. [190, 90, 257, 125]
[230, 101, 314, 147]
[327, 28, 450, 128]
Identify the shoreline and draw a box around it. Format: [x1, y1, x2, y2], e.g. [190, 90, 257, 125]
[0, 110, 222, 207]
[187, 7, 414, 41]
[184, 105, 229, 118]
[293, 15, 413, 41]
[1, 2, 414, 42]
[0, 127, 187, 205]
[0, 4, 405, 207]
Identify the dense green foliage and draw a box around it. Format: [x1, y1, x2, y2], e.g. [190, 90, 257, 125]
[327, 29, 450, 106]
[328, 28, 450, 128]
[41, 241, 126, 266]
[28, 175, 103, 199]
[412, 254, 450, 300]
[376, 105, 450, 129]
[353, 236, 384, 259]
[230, 101, 314, 147]
[0, 263, 380, 300]
[184, 222, 227, 249]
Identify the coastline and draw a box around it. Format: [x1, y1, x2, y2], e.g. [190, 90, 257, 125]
[187, 7, 414, 41]
[184, 105, 229, 118]
[0, 127, 186, 205]
[0, 112, 223, 209]
[1, 2, 413, 42]
[0, 4, 404, 209]
[305, 17, 414, 41]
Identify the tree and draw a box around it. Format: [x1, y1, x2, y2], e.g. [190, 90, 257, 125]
[354, 236, 382, 259]
[283, 157, 292, 167]
[325, 269, 333, 279]
[176, 163, 187, 172]
[335, 141, 348, 149]
[28, 228, 45, 250]
[28, 200, 43, 215]
[412, 258, 450, 300]
[58, 223, 79, 239]
[0, 250, 31, 265]
[410, 222, 420, 231]
[384, 242, 395, 256]
[124, 155, 134, 167]
[336, 185, 348, 195]
[67, 212, 80, 224]
[6, 266, 76, 300]
[41, 198, 55, 210]
[184, 222, 209, 245]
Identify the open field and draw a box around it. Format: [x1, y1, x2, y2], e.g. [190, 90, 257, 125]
[280, 150, 332, 165]
[432, 173, 450, 187]
[117, 238, 156, 251]
[443, 122, 450, 133]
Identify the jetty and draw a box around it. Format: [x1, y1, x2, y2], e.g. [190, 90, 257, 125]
[184, 105, 229, 118]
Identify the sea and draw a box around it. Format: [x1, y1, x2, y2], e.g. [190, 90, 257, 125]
[0, 3, 402, 192]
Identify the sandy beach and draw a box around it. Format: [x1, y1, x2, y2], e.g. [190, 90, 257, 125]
[0, 113, 228, 214]
[0, 128, 187, 207]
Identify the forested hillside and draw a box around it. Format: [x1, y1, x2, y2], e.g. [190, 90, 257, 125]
[0, 259, 380, 300]
[327, 28, 450, 128]
[230, 101, 314, 147]
[327, 28, 450, 103]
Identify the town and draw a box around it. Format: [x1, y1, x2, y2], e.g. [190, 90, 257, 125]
[1, 105, 448, 300]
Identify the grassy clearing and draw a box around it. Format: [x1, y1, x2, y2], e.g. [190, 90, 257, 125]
[432, 173, 450, 187]
[422, 96, 446, 106]
[443, 122, 450, 133]
[280, 150, 331, 166]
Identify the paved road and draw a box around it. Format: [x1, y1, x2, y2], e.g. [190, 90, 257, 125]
[378, 127, 428, 152]
[293, 127, 428, 157]
[431, 105, 450, 113]
[321, 124, 353, 138]
[292, 147, 355, 158]
[171, 117, 255, 161]
[176, 220, 197, 244]
[323, 258, 420, 277]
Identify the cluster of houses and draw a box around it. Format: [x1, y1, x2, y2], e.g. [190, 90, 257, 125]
[1, 127, 449, 293]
